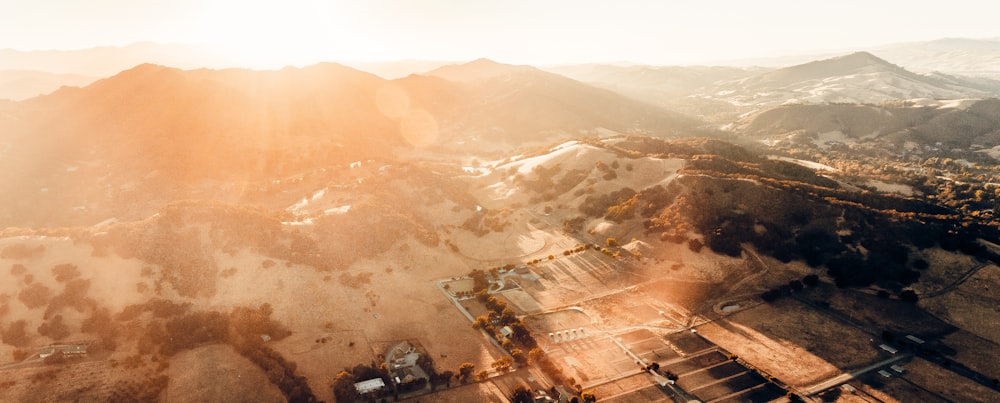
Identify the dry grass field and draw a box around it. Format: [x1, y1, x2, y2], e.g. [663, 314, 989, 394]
[696, 297, 880, 387]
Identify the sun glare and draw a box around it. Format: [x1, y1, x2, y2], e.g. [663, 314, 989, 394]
[193, 0, 358, 69]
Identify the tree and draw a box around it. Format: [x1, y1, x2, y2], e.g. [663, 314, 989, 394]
[761, 290, 780, 302]
[436, 370, 454, 388]
[38, 315, 70, 340]
[491, 356, 513, 373]
[1, 320, 29, 347]
[472, 316, 489, 330]
[529, 347, 545, 363]
[511, 384, 534, 403]
[802, 274, 819, 287]
[18, 283, 51, 309]
[900, 289, 919, 303]
[606, 238, 619, 247]
[475, 370, 489, 382]
[330, 370, 358, 403]
[511, 348, 527, 365]
[581, 390, 597, 403]
[458, 362, 475, 383]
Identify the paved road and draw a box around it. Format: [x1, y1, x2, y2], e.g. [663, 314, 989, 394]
[801, 353, 912, 395]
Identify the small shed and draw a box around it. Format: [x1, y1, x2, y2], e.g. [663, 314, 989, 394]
[500, 326, 513, 339]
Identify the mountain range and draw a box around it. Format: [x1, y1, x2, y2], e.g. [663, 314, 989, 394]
[5, 42, 1000, 228]
[0, 59, 699, 227]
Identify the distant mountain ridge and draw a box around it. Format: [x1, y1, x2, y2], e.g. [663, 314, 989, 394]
[423, 58, 704, 144]
[707, 51, 1000, 107]
[0, 70, 97, 101]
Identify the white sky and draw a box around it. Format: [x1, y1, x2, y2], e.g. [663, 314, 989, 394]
[3, 0, 999, 66]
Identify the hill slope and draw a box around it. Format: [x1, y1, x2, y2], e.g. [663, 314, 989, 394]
[427, 59, 705, 145]
[738, 99, 1000, 151]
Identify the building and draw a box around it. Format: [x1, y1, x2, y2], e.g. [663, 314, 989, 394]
[879, 344, 899, 355]
[354, 378, 386, 395]
[905, 335, 925, 345]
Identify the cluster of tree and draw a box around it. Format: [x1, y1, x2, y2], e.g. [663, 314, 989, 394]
[594, 160, 618, 180]
[116, 301, 316, 402]
[469, 269, 489, 293]
[471, 294, 535, 350]
[106, 374, 169, 403]
[562, 244, 591, 256]
[562, 217, 587, 233]
[233, 342, 317, 403]
[81, 307, 117, 350]
[18, 283, 51, 309]
[578, 187, 636, 219]
[90, 197, 441, 296]
[51, 264, 81, 283]
[37, 315, 70, 341]
[330, 362, 389, 402]
[116, 298, 192, 322]
[641, 171, 983, 290]
[461, 208, 513, 236]
[43, 278, 95, 320]
[760, 275, 819, 302]
[1, 320, 29, 348]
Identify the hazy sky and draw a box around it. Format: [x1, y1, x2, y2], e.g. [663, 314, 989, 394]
[4, 0, 1000, 66]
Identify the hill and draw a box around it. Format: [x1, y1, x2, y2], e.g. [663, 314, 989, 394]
[426, 59, 705, 145]
[544, 64, 761, 122]
[737, 99, 1000, 152]
[0, 63, 404, 227]
[873, 38, 1000, 78]
[709, 51, 1000, 107]
[0, 60, 706, 227]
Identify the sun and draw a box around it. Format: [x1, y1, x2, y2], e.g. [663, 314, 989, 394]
[191, 0, 364, 69]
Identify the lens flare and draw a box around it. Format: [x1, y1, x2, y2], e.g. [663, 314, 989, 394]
[399, 109, 439, 148]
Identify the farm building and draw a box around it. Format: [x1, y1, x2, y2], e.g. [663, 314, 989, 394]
[354, 378, 386, 395]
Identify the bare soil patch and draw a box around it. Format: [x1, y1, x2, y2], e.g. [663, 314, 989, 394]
[639, 278, 724, 316]
[583, 290, 680, 331]
[523, 308, 592, 334]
